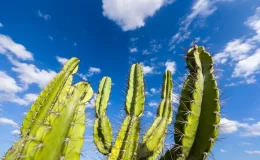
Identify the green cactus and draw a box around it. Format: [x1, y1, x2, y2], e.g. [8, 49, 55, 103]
[3, 58, 93, 160]
[93, 66, 173, 160]
[108, 64, 145, 160]
[138, 71, 173, 160]
[93, 77, 113, 155]
[162, 45, 220, 160]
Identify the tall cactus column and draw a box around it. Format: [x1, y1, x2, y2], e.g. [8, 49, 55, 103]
[93, 77, 113, 155]
[139, 71, 173, 160]
[3, 58, 94, 160]
[108, 64, 145, 160]
[162, 45, 220, 160]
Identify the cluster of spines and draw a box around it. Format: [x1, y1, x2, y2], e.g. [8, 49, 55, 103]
[93, 77, 113, 155]
[162, 45, 220, 160]
[108, 64, 145, 160]
[3, 58, 93, 160]
[138, 70, 173, 160]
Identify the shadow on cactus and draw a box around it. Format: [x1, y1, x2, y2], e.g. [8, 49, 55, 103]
[3, 45, 221, 160]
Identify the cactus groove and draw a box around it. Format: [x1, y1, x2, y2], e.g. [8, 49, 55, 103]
[162, 45, 221, 160]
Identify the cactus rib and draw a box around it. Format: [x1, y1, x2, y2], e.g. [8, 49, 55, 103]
[93, 77, 113, 155]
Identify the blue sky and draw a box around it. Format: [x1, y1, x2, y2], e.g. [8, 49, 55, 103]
[0, 0, 260, 159]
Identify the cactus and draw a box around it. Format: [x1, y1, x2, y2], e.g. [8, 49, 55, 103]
[93, 65, 173, 160]
[162, 45, 220, 160]
[93, 77, 113, 155]
[3, 58, 93, 160]
[138, 71, 173, 159]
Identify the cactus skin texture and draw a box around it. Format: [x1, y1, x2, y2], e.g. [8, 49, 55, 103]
[94, 77, 113, 155]
[138, 71, 173, 160]
[162, 45, 220, 160]
[93, 66, 174, 160]
[3, 58, 93, 160]
[108, 64, 145, 160]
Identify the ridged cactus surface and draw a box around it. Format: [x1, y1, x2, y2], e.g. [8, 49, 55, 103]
[138, 71, 173, 160]
[93, 77, 113, 155]
[108, 64, 145, 160]
[3, 58, 93, 160]
[162, 45, 220, 160]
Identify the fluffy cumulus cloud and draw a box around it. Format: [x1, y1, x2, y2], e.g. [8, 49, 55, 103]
[0, 117, 19, 128]
[165, 61, 176, 74]
[0, 34, 33, 60]
[220, 118, 260, 137]
[56, 56, 68, 65]
[142, 64, 154, 75]
[8, 57, 56, 89]
[0, 93, 38, 106]
[102, 0, 175, 31]
[214, 7, 260, 82]
[0, 71, 22, 93]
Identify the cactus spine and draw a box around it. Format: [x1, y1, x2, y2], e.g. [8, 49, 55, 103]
[138, 71, 173, 160]
[94, 77, 113, 155]
[108, 64, 145, 160]
[162, 45, 220, 160]
[3, 58, 93, 160]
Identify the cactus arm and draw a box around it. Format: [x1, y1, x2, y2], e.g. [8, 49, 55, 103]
[187, 47, 221, 159]
[173, 47, 204, 159]
[108, 64, 144, 160]
[27, 82, 93, 160]
[138, 71, 173, 159]
[93, 77, 113, 155]
[4, 58, 79, 160]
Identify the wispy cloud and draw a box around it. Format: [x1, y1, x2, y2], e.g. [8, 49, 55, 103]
[56, 56, 68, 65]
[169, 0, 233, 50]
[0, 117, 19, 128]
[0, 23, 3, 27]
[0, 34, 33, 60]
[87, 67, 101, 77]
[129, 47, 138, 53]
[0, 71, 22, 93]
[245, 150, 260, 155]
[37, 10, 51, 21]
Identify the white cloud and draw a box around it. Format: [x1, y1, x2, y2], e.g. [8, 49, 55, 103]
[244, 118, 255, 121]
[0, 34, 33, 60]
[11, 130, 20, 135]
[241, 122, 260, 137]
[142, 49, 151, 55]
[239, 142, 252, 146]
[245, 150, 260, 155]
[141, 64, 154, 75]
[0, 23, 3, 27]
[0, 93, 37, 106]
[78, 73, 87, 81]
[0, 71, 22, 93]
[245, 7, 260, 34]
[214, 39, 255, 64]
[129, 47, 138, 53]
[145, 111, 153, 117]
[56, 56, 69, 65]
[148, 101, 158, 107]
[87, 67, 101, 77]
[220, 118, 248, 134]
[165, 61, 176, 74]
[102, 0, 174, 31]
[37, 10, 51, 21]
[220, 149, 227, 153]
[86, 93, 97, 108]
[232, 50, 260, 78]
[0, 117, 19, 128]
[169, 0, 233, 50]
[48, 36, 53, 41]
[8, 57, 56, 89]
